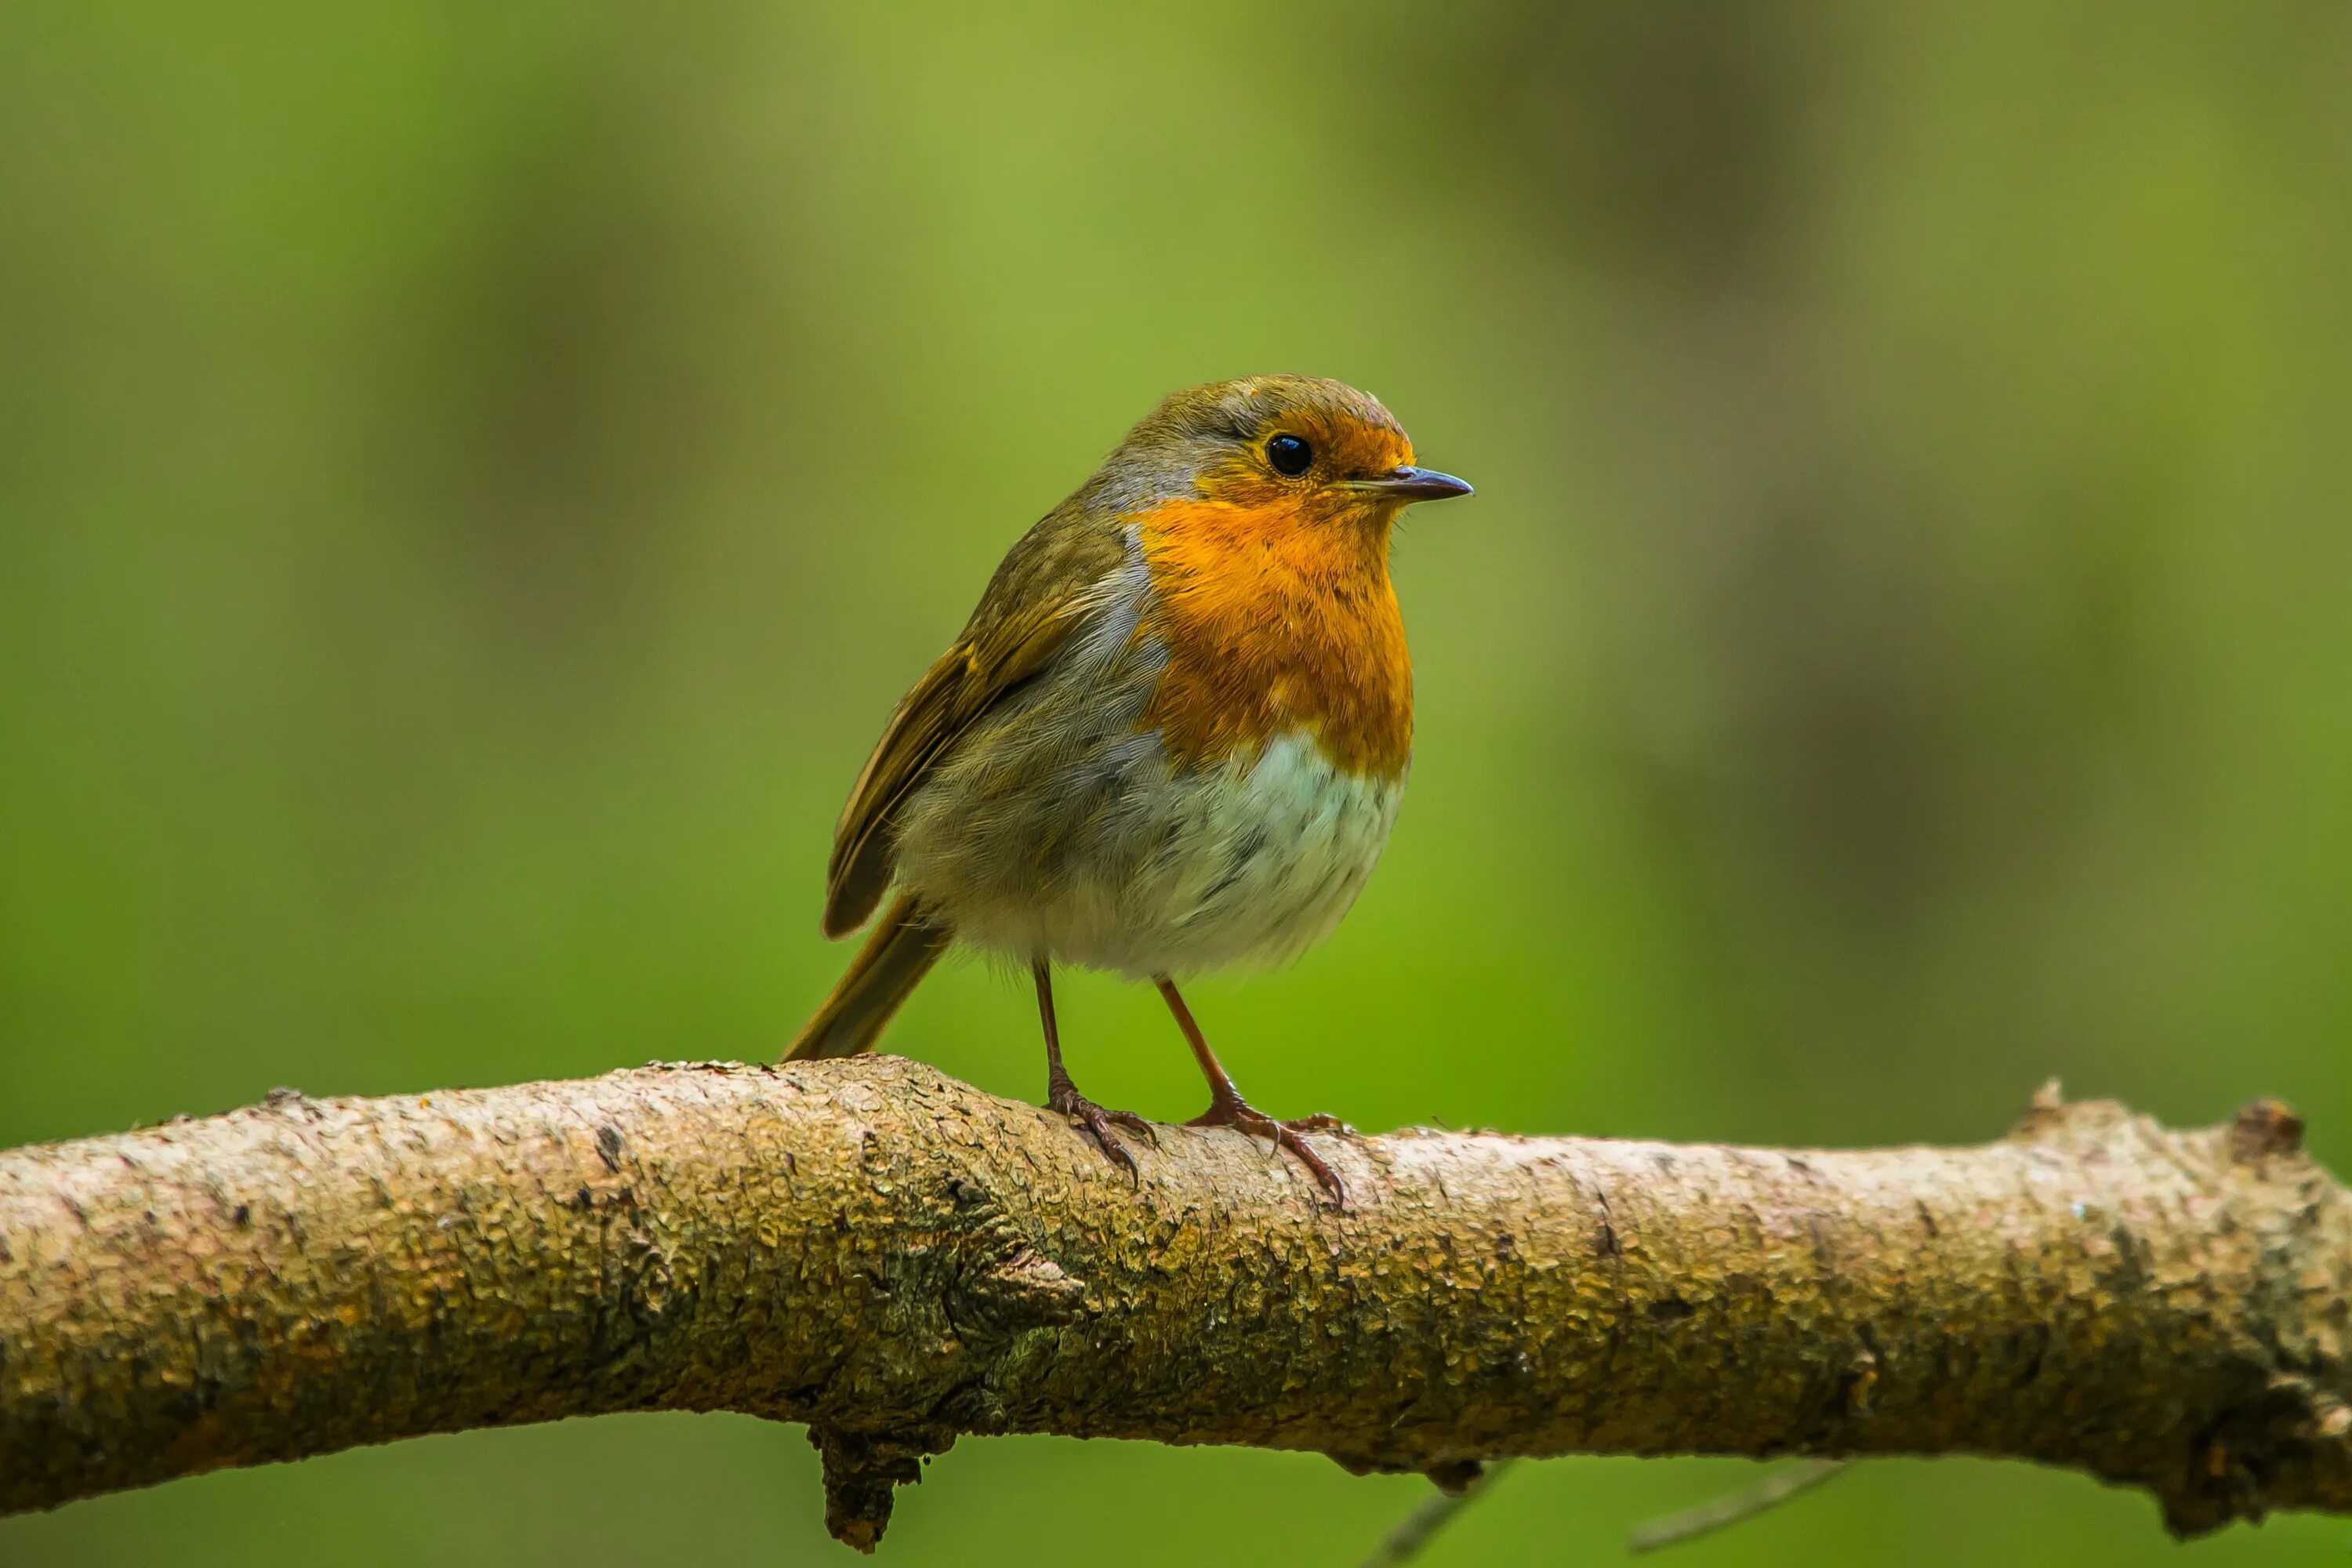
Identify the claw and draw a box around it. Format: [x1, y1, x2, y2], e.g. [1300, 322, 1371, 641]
[1189, 1096, 1349, 1208]
[1049, 1087, 1155, 1180]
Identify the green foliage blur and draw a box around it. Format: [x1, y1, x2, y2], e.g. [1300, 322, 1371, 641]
[3, 2, 2347, 1563]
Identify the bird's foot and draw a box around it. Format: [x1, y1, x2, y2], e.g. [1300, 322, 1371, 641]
[1188, 1094, 1349, 1207]
[1047, 1081, 1156, 1180]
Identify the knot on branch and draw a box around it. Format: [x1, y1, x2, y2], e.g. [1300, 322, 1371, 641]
[960, 1247, 1086, 1330]
[808, 1425, 955, 1553]
[936, 1172, 1089, 1336]
[1326, 1453, 1486, 1493]
[2163, 1372, 2352, 1537]
[1422, 1459, 1486, 1495]
[2005, 1080, 2139, 1147]
[2228, 1098, 2306, 1163]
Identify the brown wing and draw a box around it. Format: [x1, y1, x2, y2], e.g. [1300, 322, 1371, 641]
[822, 506, 1131, 936]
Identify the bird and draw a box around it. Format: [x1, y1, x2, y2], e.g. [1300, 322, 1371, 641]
[784, 376, 1472, 1204]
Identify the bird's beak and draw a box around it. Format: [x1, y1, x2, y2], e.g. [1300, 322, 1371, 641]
[1345, 466, 1475, 503]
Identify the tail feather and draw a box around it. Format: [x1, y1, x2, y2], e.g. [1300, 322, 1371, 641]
[784, 894, 952, 1061]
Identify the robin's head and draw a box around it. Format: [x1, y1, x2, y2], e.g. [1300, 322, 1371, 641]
[1087, 376, 1472, 530]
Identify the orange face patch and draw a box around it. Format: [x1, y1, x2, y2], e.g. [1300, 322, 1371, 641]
[1134, 492, 1414, 779]
[1190, 399, 1417, 514]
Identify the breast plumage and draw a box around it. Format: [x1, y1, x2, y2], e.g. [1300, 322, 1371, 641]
[889, 518, 1410, 978]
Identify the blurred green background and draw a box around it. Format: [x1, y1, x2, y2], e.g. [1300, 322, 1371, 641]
[3, 2, 2347, 1563]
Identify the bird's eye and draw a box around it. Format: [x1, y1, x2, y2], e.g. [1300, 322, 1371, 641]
[1265, 434, 1313, 477]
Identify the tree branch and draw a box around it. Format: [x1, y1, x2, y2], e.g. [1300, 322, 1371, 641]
[2, 1060, 2346, 1550]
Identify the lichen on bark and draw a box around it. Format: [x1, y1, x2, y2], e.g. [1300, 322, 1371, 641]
[0, 1058, 2345, 1550]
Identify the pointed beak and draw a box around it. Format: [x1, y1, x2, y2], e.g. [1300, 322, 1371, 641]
[1346, 465, 1475, 503]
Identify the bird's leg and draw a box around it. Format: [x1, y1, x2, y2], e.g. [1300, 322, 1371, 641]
[1156, 975, 1348, 1206]
[1036, 960, 1153, 1177]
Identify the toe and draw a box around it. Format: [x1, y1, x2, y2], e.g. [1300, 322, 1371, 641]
[1051, 1095, 1147, 1181]
[1108, 1111, 1161, 1146]
[1080, 1118, 1139, 1177]
[1279, 1130, 1347, 1209]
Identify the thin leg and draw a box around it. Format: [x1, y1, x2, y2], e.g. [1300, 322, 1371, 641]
[1036, 960, 1153, 1177]
[1154, 975, 1348, 1207]
[1157, 973, 1245, 1112]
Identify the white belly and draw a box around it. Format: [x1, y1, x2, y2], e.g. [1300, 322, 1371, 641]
[901, 728, 1404, 980]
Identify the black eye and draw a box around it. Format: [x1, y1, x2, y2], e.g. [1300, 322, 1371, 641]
[1265, 433, 1312, 477]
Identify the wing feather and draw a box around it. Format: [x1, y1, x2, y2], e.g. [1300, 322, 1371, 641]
[821, 511, 1130, 936]
[822, 604, 1080, 935]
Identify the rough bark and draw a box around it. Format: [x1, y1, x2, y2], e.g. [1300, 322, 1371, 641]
[1, 1059, 2346, 1551]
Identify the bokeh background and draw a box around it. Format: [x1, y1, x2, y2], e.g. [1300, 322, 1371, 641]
[4, 2, 2348, 1563]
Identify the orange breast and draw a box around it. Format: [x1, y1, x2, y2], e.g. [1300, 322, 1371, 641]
[1134, 499, 1413, 779]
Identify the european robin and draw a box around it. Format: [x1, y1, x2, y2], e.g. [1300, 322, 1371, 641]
[786, 376, 1472, 1203]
